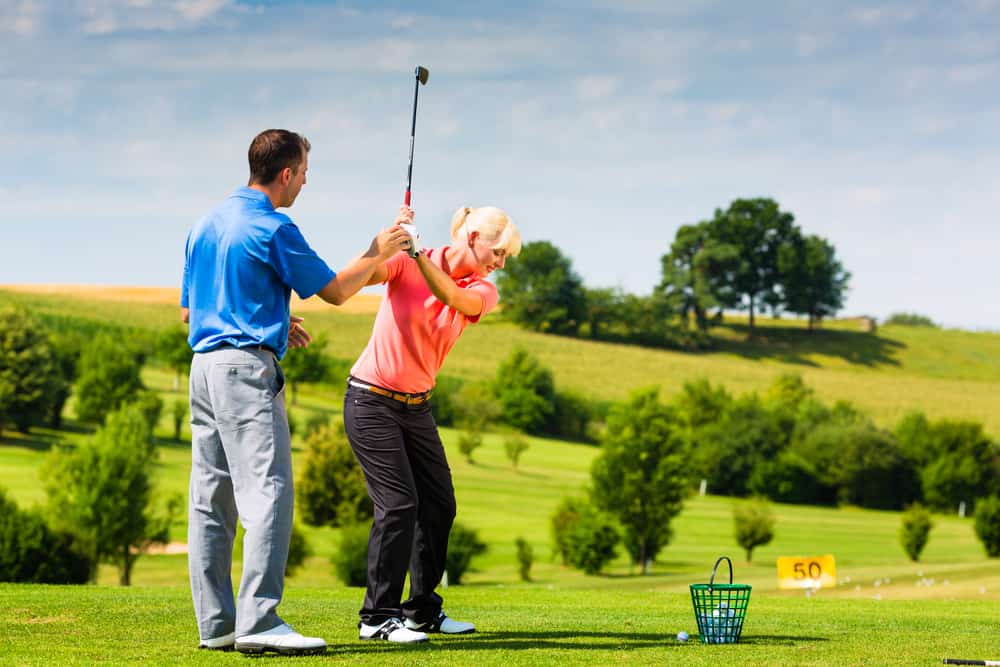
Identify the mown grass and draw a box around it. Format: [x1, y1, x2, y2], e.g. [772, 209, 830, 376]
[1, 585, 997, 666]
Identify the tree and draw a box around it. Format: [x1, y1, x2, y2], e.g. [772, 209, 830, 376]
[590, 387, 689, 573]
[74, 333, 144, 425]
[504, 435, 530, 469]
[495, 240, 588, 335]
[281, 334, 333, 405]
[899, 504, 933, 562]
[445, 523, 488, 585]
[296, 421, 372, 527]
[46, 332, 82, 429]
[492, 347, 555, 434]
[704, 198, 798, 335]
[733, 499, 775, 563]
[657, 222, 737, 331]
[777, 233, 850, 330]
[42, 405, 174, 585]
[171, 398, 187, 441]
[563, 504, 620, 575]
[914, 420, 1000, 513]
[155, 327, 193, 391]
[974, 496, 1000, 558]
[515, 537, 533, 581]
[0, 487, 94, 584]
[0, 307, 62, 435]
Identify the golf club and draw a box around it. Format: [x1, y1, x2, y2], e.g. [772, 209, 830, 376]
[943, 660, 1000, 666]
[404, 65, 429, 206]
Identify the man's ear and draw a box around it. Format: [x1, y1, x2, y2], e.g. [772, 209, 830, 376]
[279, 167, 293, 186]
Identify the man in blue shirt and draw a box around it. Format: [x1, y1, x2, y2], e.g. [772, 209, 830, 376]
[181, 129, 412, 655]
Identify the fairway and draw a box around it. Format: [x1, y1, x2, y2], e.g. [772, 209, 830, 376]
[1, 585, 997, 666]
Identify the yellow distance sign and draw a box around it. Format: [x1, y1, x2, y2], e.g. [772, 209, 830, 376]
[777, 555, 836, 590]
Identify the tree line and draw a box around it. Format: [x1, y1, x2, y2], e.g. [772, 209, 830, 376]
[497, 197, 850, 347]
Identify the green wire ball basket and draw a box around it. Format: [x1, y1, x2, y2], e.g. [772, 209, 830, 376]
[689, 556, 752, 644]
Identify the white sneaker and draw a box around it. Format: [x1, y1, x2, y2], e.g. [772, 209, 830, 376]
[198, 631, 235, 650]
[235, 623, 327, 655]
[359, 618, 429, 643]
[404, 611, 476, 634]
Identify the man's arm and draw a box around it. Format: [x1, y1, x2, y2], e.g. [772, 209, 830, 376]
[181, 307, 189, 324]
[316, 208, 412, 305]
[412, 253, 484, 317]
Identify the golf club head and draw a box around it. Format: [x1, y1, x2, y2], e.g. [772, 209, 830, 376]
[415, 66, 429, 85]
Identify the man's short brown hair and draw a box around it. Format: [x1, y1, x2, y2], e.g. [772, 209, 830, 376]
[248, 129, 311, 186]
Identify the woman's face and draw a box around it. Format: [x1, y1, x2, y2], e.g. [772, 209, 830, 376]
[468, 231, 508, 277]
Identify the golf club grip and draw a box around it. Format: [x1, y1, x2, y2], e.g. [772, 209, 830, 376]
[404, 190, 411, 206]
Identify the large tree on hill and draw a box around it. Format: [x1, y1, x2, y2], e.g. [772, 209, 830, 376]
[705, 198, 798, 335]
[495, 240, 588, 336]
[657, 221, 739, 331]
[777, 233, 850, 330]
[74, 333, 144, 425]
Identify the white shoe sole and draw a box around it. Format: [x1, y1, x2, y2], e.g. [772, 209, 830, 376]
[235, 643, 327, 655]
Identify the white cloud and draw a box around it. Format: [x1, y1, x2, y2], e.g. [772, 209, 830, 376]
[0, 0, 44, 35]
[576, 75, 619, 101]
[76, 0, 231, 34]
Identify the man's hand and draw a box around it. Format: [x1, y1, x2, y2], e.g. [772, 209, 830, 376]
[288, 315, 312, 349]
[372, 205, 415, 260]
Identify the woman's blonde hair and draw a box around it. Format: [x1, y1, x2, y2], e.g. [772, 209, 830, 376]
[449, 206, 522, 257]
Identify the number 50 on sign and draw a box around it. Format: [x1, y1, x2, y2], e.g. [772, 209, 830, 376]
[777, 555, 837, 589]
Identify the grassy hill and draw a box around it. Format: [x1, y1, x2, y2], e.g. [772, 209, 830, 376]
[4, 285, 1000, 434]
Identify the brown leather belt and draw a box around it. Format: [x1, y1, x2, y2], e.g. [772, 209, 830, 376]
[348, 378, 432, 405]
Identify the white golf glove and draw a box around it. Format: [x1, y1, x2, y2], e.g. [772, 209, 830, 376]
[400, 222, 423, 258]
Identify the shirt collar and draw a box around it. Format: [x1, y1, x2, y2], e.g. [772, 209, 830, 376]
[233, 186, 274, 210]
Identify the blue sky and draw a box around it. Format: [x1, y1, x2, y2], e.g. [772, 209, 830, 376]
[3, 0, 999, 329]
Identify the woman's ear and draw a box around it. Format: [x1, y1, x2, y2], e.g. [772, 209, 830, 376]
[468, 230, 479, 247]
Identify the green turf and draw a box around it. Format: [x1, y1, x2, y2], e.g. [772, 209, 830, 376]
[1, 585, 997, 665]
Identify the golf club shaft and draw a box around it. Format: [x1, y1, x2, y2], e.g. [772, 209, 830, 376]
[944, 660, 1000, 666]
[405, 74, 420, 206]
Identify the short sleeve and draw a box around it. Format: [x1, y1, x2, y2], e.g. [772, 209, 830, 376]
[269, 219, 337, 299]
[464, 280, 498, 324]
[381, 253, 409, 284]
[180, 232, 191, 307]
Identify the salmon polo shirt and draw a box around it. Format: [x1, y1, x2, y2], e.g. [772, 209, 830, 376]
[351, 246, 499, 393]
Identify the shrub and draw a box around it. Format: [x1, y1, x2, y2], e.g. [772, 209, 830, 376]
[297, 421, 372, 527]
[429, 375, 464, 427]
[171, 398, 187, 441]
[0, 488, 93, 583]
[286, 523, 311, 577]
[899, 504, 933, 562]
[492, 347, 555, 434]
[550, 496, 586, 565]
[504, 435, 529, 469]
[548, 389, 595, 441]
[303, 411, 330, 439]
[733, 499, 775, 563]
[564, 504, 620, 575]
[749, 450, 835, 506]
[75, 333, 144, 424]
[332, 522, 371, 586]
[974, 496, 1000, 558]
[0, 306, 62, 435]
[446, 523, 487, 585]
[131, 390, 163, 440]
[457, 429, 483, 465]
[452, 382, 501, 432]
[515, 537, 533, 582]
[884, 312, 937, 328]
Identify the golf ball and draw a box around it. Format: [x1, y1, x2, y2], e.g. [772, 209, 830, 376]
[676, 631, 689, 642]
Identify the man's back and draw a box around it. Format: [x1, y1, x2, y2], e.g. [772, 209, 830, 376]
[182, 187, 333, 359]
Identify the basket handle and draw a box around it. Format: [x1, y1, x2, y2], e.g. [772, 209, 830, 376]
[709, 556, 734, 591]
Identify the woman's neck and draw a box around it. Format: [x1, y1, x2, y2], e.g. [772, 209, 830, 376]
[443, 244, 476, 279]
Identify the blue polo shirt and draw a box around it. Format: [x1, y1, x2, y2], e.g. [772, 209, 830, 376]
[181, 187, 336, 360]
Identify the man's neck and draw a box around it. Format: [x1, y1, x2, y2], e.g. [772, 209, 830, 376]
[248, 183, 282, 209]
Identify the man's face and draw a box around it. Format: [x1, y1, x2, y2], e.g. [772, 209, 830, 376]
[283, 151, 308, 207]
